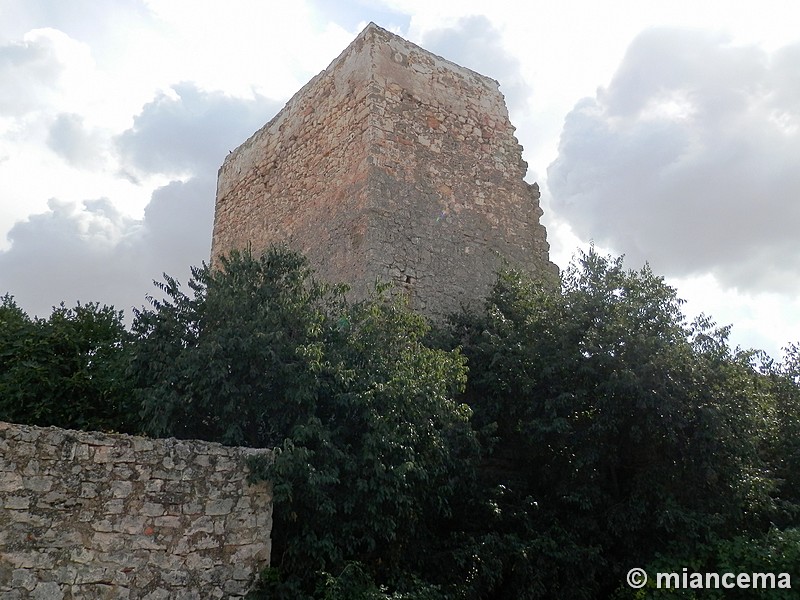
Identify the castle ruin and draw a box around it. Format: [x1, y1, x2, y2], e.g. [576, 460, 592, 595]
[212, 23, 557, 318]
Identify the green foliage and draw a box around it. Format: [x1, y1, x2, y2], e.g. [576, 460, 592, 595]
[131, 247, 333, 447]
[5, 242, 797, 599]
[615, 526, 800, 599]
[0, 294, 137, 432]
[251, 291, 475, 592]
[131, 246, 800, 598]
[765, 343, 800, 521]
[252, 562, 450, 600]
[131, 246, 476, 597]
[440, 248, 789, 598]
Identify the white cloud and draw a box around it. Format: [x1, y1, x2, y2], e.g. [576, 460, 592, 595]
[2, 0, 798, 357]
[116, 82, 280, 177]
[673, 273, 800, 361]
[139, 0, 355, 99]
[0, 177, 214, 319]
[0, 26, 145, 238]
[3, 28, 99, 117]
[46, 112, 105, 169]
[0, 83, 281, 318]
[307, 0, 410, 33]
[421, 16, 530, 113]
[547, 28, 800, 293]
[0, 28, 67, 116]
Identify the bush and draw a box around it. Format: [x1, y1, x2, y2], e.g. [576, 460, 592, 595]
[131, 247, 477, 597]
[0, 294, 136, 432]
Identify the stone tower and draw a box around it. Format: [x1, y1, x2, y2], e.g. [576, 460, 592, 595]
[212, 23, 557, 318]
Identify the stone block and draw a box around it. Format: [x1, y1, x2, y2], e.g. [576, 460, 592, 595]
[31, 582, 63, 600]
[211, 24, 557, 321]
[204, 498, 234, 516]
[110, 481, 132, 499]
[4, 495, 31, 509]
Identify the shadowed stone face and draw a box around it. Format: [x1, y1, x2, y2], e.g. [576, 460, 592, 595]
[212, 22, 557, 319]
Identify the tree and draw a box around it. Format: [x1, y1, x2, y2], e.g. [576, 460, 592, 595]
[131, 246, 332, 447]
[619, 526, 800, 599]
[440, 249, 781, 598]
[131, 247, 477, 598]
[0, 294, 136, 432]
[763, 342, 800, 523]
[129, 245, 798, 598]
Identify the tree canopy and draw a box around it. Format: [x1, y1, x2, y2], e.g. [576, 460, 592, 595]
[2, 246, 798, 599]
[130, 247, 477, 598]
[440, 250, 798, 598]
[0, 294, 136, 432]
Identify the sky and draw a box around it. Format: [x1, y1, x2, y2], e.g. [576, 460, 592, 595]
[0, 0, 798, 360]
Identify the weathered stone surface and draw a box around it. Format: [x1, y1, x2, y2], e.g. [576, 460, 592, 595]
[212, 22, 558, 320]
[0, 421, 272, 599]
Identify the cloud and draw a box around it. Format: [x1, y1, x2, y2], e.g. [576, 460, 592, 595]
[0, 198, 141, 315]
[0, 29, 64, 115]
[6, 203, 141, 310]
[547, 28, 800, 293]
[420, 15, 530, 113]
[46, 112, 104, 168]
[0, 85, 280, 318]
[116, 82, 280, 177]
[307, 0, 410, 33]
[0, 0, 147, 39]
[0, 176, 217, 318]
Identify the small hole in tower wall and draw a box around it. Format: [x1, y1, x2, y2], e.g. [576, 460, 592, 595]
[404, 275, 413, 284]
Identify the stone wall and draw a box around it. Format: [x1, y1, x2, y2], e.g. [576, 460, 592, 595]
[0, 421, 272, 599]
[212, 22, 558, 320]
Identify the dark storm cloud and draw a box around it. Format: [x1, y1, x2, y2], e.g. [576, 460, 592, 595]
[0, 33, 63, 115]
[421, 15, 531, 113]
[547, 28, 800, 292]
[1, 86, 280, 318]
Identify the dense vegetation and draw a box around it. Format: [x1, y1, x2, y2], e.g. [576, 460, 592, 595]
[1, 247, 798, 598]
[0, 295, 136, 432]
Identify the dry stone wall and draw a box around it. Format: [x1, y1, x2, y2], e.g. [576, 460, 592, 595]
[0, 421, 272, 599]
[213, 22, 558, 319]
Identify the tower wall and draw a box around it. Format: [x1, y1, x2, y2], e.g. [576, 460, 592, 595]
[212, 23, 557, 318]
